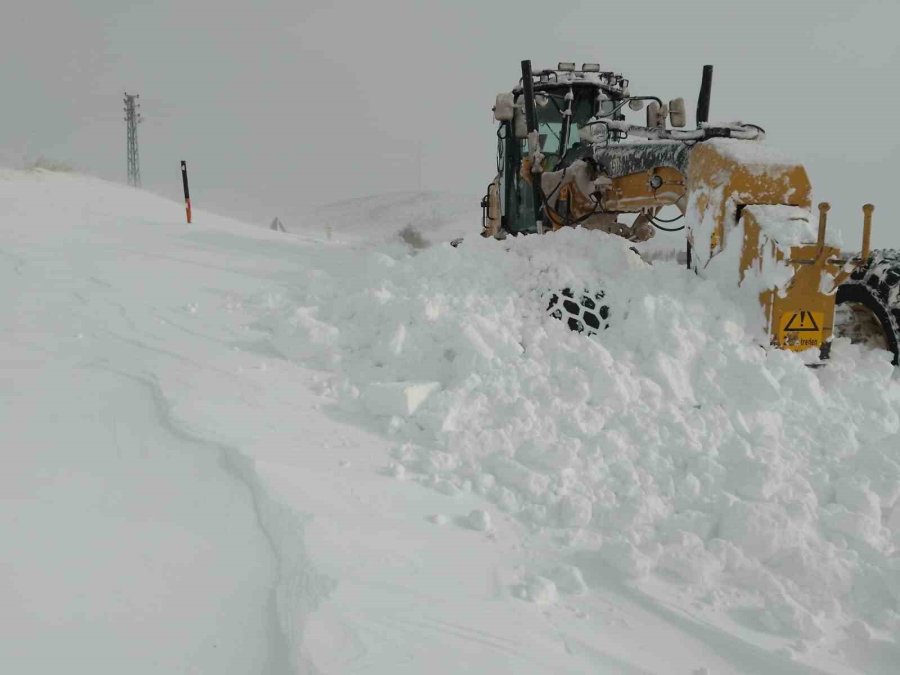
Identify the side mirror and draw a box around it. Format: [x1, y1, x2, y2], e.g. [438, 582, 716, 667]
[493, 92, 515, 122]
[646, 101, 668, 128]
[513, 103, 528, 139]
[628, 98, 644, 111]
[669, 98, 686, 128]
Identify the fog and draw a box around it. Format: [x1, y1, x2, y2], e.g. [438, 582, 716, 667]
[2, 0, 898, 246]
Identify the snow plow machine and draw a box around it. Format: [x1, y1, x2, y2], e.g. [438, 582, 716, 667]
[480, 61, 900, 364]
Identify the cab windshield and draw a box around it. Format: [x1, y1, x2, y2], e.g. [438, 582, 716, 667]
[523, 87, 619, 161]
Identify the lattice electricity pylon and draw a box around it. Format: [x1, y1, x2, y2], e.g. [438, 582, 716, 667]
[123, 92, 142, 187]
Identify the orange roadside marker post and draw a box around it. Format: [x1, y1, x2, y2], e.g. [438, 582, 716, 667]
[181, 160, 192, 224]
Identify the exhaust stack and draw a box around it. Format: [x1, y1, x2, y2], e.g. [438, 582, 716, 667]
[696, 65, 713, 127]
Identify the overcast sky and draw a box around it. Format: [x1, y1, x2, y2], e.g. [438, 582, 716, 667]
[2, 0, 898, 245]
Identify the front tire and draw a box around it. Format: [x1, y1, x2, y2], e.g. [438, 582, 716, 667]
[546, 288, 610, 335]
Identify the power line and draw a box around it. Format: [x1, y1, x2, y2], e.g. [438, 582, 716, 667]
[123, 92, 142, 187]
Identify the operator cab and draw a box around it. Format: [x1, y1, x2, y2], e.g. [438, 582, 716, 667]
[492, 64, 629, 234]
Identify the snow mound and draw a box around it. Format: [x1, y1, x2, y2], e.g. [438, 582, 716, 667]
[261, 225, 900, 644]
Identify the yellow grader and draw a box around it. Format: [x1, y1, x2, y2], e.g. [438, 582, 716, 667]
[481, 61, 899, 364]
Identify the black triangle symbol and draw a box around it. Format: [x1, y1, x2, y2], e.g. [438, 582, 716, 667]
[784, 311, 820, 332]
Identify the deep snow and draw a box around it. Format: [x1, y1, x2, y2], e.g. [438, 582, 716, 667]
[3, 168, 899, 674]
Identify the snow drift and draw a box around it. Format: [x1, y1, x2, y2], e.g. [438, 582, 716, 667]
[5, 167, 900, 673]
[261, 221, 900, 653]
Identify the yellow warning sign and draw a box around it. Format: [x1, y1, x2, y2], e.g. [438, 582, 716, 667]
[778, 310, 825, 351]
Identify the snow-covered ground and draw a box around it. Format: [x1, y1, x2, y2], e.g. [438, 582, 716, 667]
[3, 168, 900, 674]
[299, 191, 474, 245]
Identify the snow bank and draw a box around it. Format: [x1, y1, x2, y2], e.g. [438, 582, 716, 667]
[262, 225, 900, 646]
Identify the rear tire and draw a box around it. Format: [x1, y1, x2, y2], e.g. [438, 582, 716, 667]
[835, 250, 900, 365]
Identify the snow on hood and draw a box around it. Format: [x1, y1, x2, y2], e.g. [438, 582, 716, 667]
[707, 137, 798, 170]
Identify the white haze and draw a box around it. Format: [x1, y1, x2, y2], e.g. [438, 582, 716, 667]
[1, 0, 898, 247]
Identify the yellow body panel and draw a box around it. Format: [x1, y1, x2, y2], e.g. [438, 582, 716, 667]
[603, 168, 685, 212]
[685, 142, 836, 354]
[686, 141, 812, 259]
[738, 208, 840, 352]
[481, 179, 502, 237]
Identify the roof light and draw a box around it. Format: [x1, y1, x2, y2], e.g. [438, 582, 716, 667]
[582, 63, 600, 72]
[558, 62, 576, 72]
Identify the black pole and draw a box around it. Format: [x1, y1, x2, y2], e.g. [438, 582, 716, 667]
[520, 59, 544, 234]
[180, 160, 192, 224]
[696, 65, 713, 127]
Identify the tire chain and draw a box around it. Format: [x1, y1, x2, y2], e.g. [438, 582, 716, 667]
[838, 248, 900, 364]
[546, 288, 611, 335]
